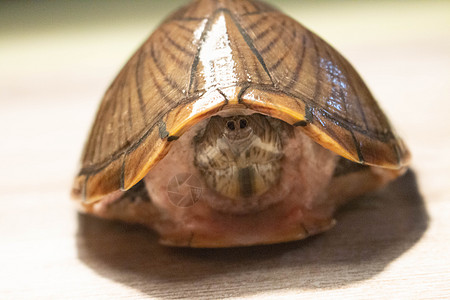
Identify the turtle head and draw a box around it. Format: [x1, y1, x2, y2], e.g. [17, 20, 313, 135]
[223, 116, 252, 141]
[193, 113, 284, 212]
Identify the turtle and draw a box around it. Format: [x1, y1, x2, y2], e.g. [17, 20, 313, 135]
[72, 0, 410, 247]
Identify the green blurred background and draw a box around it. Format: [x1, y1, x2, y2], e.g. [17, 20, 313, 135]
[2, 0, 448, 104]
[3, 0, 449, 42]
[0, 3, 449, 298]
[1, 0, 448, 153]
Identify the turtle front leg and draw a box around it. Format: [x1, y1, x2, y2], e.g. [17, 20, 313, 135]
[323, 157, 406, 208]
[76, 180, 161, 227]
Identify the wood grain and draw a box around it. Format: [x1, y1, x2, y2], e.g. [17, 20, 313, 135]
[1, 1, 449, 299]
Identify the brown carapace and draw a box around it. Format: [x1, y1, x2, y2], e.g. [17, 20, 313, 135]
[72, 0, 410, 247]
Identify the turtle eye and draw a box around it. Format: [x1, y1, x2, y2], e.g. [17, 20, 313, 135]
[239, 119, 248, 129]
[227, 121, 236, 131]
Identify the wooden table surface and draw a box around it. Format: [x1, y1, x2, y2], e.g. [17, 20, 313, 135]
[1, 1, 449, 299]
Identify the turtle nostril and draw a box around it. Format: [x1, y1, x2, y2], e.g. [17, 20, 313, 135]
[227, 121, 236, 131]
[239, 119, 247, 129]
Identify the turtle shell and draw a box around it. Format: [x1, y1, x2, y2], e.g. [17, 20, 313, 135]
[72, 0, 410, 202]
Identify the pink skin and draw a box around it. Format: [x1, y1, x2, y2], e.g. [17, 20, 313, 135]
[139, 118, 338, 247]
[83, 113, 401, 247]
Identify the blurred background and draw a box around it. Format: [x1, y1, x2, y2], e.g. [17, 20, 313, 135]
[1, 0, 449, 195]
[1, 1, 449, 298]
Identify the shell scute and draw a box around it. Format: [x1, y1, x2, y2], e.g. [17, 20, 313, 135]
[74, 0, 409, 201]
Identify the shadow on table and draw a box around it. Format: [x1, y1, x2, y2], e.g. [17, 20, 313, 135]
[77, 170, 428, 298]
